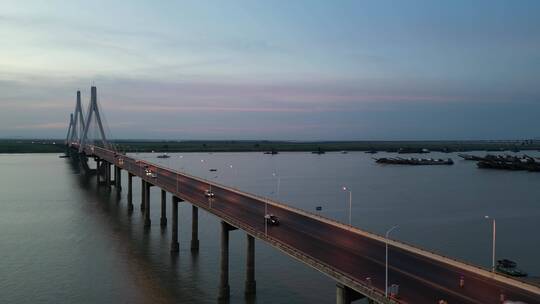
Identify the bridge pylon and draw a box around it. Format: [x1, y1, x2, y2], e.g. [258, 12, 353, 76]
[70, 90, 86, 145]
[65, 113, 74, 145]
[79, 86, 111, 152]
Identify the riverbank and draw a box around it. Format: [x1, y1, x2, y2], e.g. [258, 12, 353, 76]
[0, 140, 64, 153]
[1, 139, 539, 153]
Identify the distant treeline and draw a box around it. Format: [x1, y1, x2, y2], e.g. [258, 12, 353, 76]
[2, 139, 538, 154]
[0, 140, 64, 153]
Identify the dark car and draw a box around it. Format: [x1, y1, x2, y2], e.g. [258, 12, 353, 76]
[264, 214, 279, 226]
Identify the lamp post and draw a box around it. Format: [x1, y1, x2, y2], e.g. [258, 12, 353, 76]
[229, 164, 237, 179]
[178, 155, 184, 170]
[385, 225, 399, 298]
[265, 200, 268, 236]
[342, 186, 352, 225]
[484, 215, 496, 272]
[209, 184, 213, 209]
[272, 172, 280, 201]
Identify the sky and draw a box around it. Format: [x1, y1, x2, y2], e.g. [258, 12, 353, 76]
[1, 0, 539, 140]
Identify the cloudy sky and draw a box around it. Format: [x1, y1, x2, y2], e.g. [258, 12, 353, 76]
[1, 0, 539, 140]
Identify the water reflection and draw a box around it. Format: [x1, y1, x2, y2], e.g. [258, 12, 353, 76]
[1, 152, 538, 304]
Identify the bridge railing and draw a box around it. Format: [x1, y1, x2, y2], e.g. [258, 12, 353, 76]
[83, 145, 397, 301]
[82, 144, 540, 295]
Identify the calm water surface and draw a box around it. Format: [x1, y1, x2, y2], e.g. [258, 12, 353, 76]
[1, 152, 539, 303]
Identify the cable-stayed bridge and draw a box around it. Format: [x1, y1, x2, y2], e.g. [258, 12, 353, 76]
[66, 87, 540, 304]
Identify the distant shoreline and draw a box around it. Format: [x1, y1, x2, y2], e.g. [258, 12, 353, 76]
[1, 139, 539, 154]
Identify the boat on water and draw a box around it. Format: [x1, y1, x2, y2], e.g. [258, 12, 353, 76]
[374, 157, 453, 165]
[440, 147, 452, 153]
[496, 259, 528, 277]
[157, 153, 170, 159]
[458, 154, 484, 161]
[264, 150, 279, 155]
[477, 155, 540, 172]
[312, 148, 325, 154]
[397, 148, 430, 154]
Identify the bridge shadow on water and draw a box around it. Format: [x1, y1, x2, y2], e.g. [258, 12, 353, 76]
[67, 156, 259, 304]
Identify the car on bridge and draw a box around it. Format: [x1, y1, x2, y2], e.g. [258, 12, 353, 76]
[144, 167, 157, 178]
[204, 189, 215, 198]
[265, 214, 280, 226]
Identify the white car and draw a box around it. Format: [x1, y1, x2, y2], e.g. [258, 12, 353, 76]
[204, 190, 215, 198]
[145, 168, 157, 178]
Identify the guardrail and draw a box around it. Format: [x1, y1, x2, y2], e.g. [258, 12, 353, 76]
[71, 143, 540, 300]
[81, 144, 398, 302]
[104, 146, 539, 294]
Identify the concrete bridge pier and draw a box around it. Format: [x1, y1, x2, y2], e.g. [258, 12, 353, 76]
[127, 173, 133, 211]
[102, 161, 107, 184]
[113, 165, 117, 186]
[170, 196, 181, 253]
[79, 155, 91, 172]
[191, 206, 199, 251]
[140, 179, 145, 211]
[244, 234, 256, 296]
[96, 159, 101, 186]
[105, 162, 111, 189]
[109, 163, 113, 188]
[160, 190, 167, 227]
[115, 166, 122, 190]
[144, 181, 152, 228]
[335, 284, 364, 304]
[218, 221, 238, 301]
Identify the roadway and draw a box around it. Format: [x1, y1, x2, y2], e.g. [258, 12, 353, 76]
[82, 145, 540, 303]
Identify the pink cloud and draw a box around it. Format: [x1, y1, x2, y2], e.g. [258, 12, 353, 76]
[107, 104, 327, 113]
[154, 124, 313, 134]
[11, 122, 66, 130]
[97, 78, 466, 114]
[0, 101, 69, 110]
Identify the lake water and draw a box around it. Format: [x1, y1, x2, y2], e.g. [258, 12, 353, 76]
[1, 151, 539, 303]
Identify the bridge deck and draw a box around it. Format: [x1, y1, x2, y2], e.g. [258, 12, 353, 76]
[77, 144, 540, 304]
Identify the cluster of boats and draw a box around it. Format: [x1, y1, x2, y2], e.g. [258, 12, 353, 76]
[459, 154, 540, 172]
[374, 157, 454, 165]
[496, 259, 528, 277]
[397, 148, 430, 154]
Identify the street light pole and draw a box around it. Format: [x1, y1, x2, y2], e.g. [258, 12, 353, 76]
[348, 190, 352, 225]
[265, 200, 268, 236]
[485, 215, 496, 272]
[228, 164, 236, 185]
[277, 176, 280, 201]
[273, 172, 280, 201]
[342, 187, 352, 225]
[209, 184, 212, 209]
[385, 225, 399, 298]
